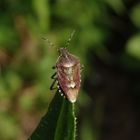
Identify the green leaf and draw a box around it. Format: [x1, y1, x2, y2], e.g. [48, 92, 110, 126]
[130, 4, 140, 28]
[126, 34, 140, 60]
[28, 91, 76, 140]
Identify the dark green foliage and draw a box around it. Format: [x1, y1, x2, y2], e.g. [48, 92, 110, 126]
[28, 91, 76, 140]
[0, 0, 140, 140]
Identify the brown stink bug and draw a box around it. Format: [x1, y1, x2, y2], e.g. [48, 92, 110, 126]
[50, 31, 82, 103]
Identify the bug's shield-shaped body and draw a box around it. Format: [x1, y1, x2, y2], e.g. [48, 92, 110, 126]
[56, 48, 81, 103]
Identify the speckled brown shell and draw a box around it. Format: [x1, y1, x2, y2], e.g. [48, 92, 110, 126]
[56, 49, 81, 103]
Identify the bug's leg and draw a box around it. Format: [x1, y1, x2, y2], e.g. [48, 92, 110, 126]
[80, 64, 84, 71]
[52, 66, 56, 69]
[50, 78, 58, 90]
[51, 72, 57, 79]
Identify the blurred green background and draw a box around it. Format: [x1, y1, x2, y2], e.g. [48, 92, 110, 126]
[0, 0, 140, 140]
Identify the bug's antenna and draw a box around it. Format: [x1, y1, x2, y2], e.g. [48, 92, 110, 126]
[65, 30, 76, 48]
[41, 36, 56, 48]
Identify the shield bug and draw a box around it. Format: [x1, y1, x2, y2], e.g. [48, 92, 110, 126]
[50, 31, 82, 103]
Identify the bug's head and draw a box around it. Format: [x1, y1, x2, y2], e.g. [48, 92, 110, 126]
[58, 47, 68, 56]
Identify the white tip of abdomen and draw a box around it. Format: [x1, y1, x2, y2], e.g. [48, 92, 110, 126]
[69, 98, 76, 103]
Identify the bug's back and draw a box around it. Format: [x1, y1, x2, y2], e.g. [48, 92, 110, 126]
[56, 48, 81, 103]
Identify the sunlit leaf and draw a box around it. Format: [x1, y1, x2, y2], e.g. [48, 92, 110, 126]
[126, 34, 140, 60]
[130, 4, 140, 28]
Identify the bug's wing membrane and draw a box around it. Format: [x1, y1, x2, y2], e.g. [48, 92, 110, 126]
[66, 63, 80, 103]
